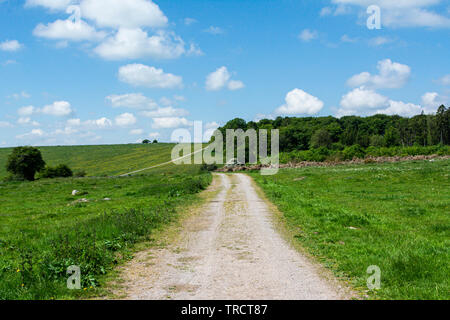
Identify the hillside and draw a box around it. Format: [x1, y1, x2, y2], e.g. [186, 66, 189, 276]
[0, 143, 178, 179]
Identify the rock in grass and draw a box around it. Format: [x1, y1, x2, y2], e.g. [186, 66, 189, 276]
[72, 190, 79, 196]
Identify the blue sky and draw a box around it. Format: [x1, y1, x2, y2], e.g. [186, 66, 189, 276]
[0, 0, 449, 147]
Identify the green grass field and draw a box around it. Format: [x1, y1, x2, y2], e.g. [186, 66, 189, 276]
[0, 144, 211, 299]
[250, 160, 450, 299]
[0, 143, 180, 179]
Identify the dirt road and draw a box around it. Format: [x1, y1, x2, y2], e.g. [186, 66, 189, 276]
[115, 173, 348, 300]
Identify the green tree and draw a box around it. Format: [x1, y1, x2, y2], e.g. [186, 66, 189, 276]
[152, 139, 158, 144]
[310, 129, 332, 149]
[142, 139, 150, 144]
[6, 146, 46, 181]
[384, 126, 401, 147]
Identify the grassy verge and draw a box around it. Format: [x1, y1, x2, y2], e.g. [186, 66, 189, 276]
[249, 160, 449, 299]
[0, 163, 211, 300]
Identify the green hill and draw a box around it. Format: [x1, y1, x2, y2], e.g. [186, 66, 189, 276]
[0, 143, 180, 179]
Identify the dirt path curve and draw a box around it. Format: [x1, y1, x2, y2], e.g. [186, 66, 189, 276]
[115, 173, 348, 300]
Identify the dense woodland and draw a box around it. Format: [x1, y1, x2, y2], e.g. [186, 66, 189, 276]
[217, 105, 450, 162]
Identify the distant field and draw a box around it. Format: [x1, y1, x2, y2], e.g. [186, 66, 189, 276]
[250, 160, 450, 299]
[0, 144, 211, 299]
[0, 143, 179, 179]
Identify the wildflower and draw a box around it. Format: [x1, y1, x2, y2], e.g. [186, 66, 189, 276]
[21, 283, 24, 287]
[16, 269, 20, 273]
[83, 288, 87, 290]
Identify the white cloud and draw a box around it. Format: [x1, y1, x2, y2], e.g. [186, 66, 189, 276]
[141, 106, 189, 118]
[375, 100, 425, 117]
[67, 117, 112, 129]
[341, 34, 358, 43]
[17, 117, 40, 126]
[129, 129, 144, 135]
[18, 105, 36, 116]
[0, 121, 13, 128]
[332, 0, 450, 28]
[338, 87, 389, 116]
[347, 59, 411, 89]
[0, 40, 23, 52]
[368, 36, 394, 46]
[205, 66, 244, 91]
[275, 89, 324, 115]
[33, 16, 106, 42]
[17, 129, 45, 139]
[152, 117, 191, 129]
[118, 64, 183, 89]
[438, 74, 450, 86]
[115, 113, 137, 127]
[337, 87, 431, 117]
[25, 0, 72, 11]
[41, 101, 73, 116]
[149, 132, 160, 139]
[184, 18, 197, 26]
[80, 0, 168, 29]
[320, 7, 333, 16]
[10, 91, 31, 99]
[94, 28, 185, 60]
[228, 80, 245, 91]
[204, 26, 224, 35]
[298, 29, 318, 42]
[106, 93, 158, 110]
[421, 92, 447, 110]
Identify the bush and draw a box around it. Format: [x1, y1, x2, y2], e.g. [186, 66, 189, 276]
[342, 144, 365, 160]
[6, 146, 46, 181]
[39, 164, 73, 179]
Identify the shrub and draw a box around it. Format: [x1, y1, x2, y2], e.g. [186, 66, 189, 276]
[39, 164, 73, 179]
[342, 144, 365, 160]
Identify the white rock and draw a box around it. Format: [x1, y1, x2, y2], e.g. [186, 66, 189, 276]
[103, 198, 111, 201]
[72, 190, 79, 196]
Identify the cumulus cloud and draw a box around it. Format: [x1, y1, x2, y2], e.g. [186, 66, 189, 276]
[41, 101, 73, 116]
[275, 89, 324, 115]
[0, 40, 23, 52]
[347, 59, 411, 89]
[331, 0, 450, 28]
[421, 92, 447, 110]
[152, 117, 191, 129]
[298, 29, 318, 42]
[115, 113, 137, 127]
[18, 105, 36, 117]
[339, 87, 389, 113]
[94, 29, 186, 60]
[33, 17, 106, 42]
[67, 117, 112, 129]
[106, 93, 158, 110]
[24, 0, 72, 11]
[17, 129, 45, 139]
[205, 66, 244, 91]
[375, 100, 426, 117]
[337, 87, 431, 117]
[368, 36, 394, 46]
[80, 0, 168, 29]
[118, 64, 183, 89]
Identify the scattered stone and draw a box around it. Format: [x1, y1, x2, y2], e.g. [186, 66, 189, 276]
[293, 177, 306, 181]
[72, 190, 79, 196]
[348, 226, 358, 230]
[103, 198, 111, 201]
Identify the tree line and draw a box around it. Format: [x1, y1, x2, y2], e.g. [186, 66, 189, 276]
[217, 105, 450, 153]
